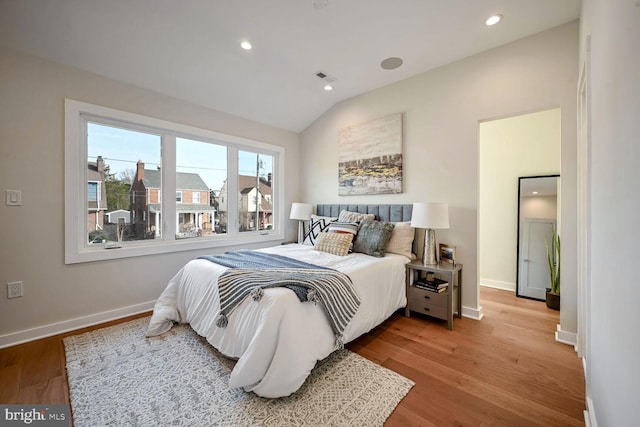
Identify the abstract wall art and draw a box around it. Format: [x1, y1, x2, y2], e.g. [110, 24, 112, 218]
[338, 113, 403, 196]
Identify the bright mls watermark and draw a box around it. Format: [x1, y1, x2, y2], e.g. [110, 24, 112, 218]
[1, 405, 69, 426]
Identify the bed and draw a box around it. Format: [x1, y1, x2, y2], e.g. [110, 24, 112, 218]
[146, 204, 415, 398]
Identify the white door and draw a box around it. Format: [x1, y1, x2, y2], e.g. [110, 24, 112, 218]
[518, 218, 556, 300]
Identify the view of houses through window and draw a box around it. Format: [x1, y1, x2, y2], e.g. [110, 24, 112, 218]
[87, 122, 161, 244]
[86, 122, 274, 245]
[234, 151, 273, 233]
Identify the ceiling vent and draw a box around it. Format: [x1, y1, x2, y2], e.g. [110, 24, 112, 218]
[314, 70, 336, 83]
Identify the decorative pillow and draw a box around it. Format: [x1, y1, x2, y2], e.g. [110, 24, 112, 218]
[314, 232, 354, 257]
[353, 220, 395, 257]
[327, 221, 359, 236]
[385, 221, 416, 259]
[327, 221, 359, 252]
[338, 210, 375, 223]
[303, 215, 337, 246]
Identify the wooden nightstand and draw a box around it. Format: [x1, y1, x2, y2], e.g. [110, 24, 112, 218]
[405, 261, 463, 330]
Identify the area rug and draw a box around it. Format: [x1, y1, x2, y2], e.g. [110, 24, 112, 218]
[64, 318, 414, 426]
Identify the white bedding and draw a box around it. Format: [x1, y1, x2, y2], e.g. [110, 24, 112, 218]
[146, 244, 409, 398]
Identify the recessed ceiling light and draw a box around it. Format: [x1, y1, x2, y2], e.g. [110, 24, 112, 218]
[532, 191, 539, 195]
[485, 14, 503, 26]
[240, 41, 252, 50]
[313, 0, 328, 10]
[324, 84, 333, 91]
[380, 57, 403, 70]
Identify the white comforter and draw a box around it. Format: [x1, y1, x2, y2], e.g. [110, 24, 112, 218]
[146, 244, 408, 398]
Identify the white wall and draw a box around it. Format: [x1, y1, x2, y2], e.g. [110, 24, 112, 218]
[580, 1, 640, 425]
[300, 22, 578, 321]
[479, 109, 560, 291]
[0, 47, 300, 344]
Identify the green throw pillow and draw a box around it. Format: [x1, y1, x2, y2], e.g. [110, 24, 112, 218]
[353, 220, 395, 257]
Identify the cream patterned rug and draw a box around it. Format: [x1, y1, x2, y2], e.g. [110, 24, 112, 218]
[64, 318, 413, 426]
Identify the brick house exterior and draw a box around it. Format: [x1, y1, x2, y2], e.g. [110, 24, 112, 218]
[130, 161, 216, 239]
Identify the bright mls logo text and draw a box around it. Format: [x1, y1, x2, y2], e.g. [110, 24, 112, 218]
[2, 405, 69, 426]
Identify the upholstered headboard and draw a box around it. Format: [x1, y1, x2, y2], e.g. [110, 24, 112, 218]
[316, 204, 413, 222]
[315, 204, 420, 256]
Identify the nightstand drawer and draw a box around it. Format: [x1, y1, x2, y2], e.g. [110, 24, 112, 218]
[408, 285, 447, 307]
[407, 301, 448, 319]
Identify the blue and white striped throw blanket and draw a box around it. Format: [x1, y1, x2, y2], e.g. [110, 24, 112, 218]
[198, 250, 360, 349]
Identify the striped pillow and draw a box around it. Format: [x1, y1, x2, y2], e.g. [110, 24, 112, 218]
[314, 232, 354, 256]
[327, 221, 359, 236]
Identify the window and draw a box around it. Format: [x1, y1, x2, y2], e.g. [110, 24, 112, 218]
[87, 122, 161, 244]
[65, 99, 284, 263]
[87, 182, 98, 202]
[176, 136, 227, 239]
[237, 150, 274, 232]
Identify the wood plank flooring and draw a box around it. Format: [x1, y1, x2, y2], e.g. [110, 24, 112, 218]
[348, 287, 585, 426]
[0, 288, 584, 426]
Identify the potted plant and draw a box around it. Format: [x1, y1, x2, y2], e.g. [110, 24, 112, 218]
[545, 229, 560, 310]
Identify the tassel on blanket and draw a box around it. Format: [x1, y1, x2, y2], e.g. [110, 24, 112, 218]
[251, 287, 264, 301]
[216, 313, 228, 328]
[307, 288, 318, 304]
[335, 334, 344, 350]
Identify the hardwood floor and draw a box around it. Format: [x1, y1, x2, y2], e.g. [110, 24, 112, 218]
[348, 287, 585, 426]
[0, 288, 584, 426]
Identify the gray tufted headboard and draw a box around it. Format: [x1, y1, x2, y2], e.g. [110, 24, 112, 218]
[316, 204, 413, 222]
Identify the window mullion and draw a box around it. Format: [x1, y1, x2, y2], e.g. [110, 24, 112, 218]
[162, 134, 177, 241]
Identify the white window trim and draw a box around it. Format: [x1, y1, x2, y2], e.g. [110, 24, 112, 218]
[176, 191, 183, 203]
[65, 99, 285, 264]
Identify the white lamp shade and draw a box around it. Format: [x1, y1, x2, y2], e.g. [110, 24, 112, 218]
[289, 202, 313, 220]
[410, 202, 450, 229]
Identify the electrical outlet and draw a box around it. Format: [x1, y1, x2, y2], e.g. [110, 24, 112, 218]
[7, 281, 23, 299]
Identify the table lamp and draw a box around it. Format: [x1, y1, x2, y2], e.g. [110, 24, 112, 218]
[411, 202, 450, 265]
[289, 202, 313, 243]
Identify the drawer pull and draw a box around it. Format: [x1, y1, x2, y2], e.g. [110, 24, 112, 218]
[424, 307, 430, 311]
[423, 295, 430, 300]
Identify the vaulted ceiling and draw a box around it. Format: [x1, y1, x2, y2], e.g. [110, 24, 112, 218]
[0, 0, 581, 132]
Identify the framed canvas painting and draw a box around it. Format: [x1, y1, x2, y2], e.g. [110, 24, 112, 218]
[338, 113, 403, 195]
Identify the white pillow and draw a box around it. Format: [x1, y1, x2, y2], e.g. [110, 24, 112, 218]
[385, 221, 416, 259]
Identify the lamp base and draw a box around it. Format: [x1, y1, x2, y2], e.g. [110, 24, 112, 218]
[297, 221, 304, 244]
[422, 228, 437, 265]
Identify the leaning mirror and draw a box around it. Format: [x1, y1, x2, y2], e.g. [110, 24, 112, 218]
[516, 175, 560, 300]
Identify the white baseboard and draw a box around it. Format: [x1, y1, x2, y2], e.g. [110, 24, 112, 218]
[584, 396, 597, 427]
[462, 305, 484, 321]
[0, 300, 155, 349]
[555, 324, 577, 347]
[480, 278, 515, 292]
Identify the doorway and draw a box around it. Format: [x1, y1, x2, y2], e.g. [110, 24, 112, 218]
[478, 108, 561, 304]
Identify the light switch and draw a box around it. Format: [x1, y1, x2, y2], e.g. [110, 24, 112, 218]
[6, 190, 22, 206]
